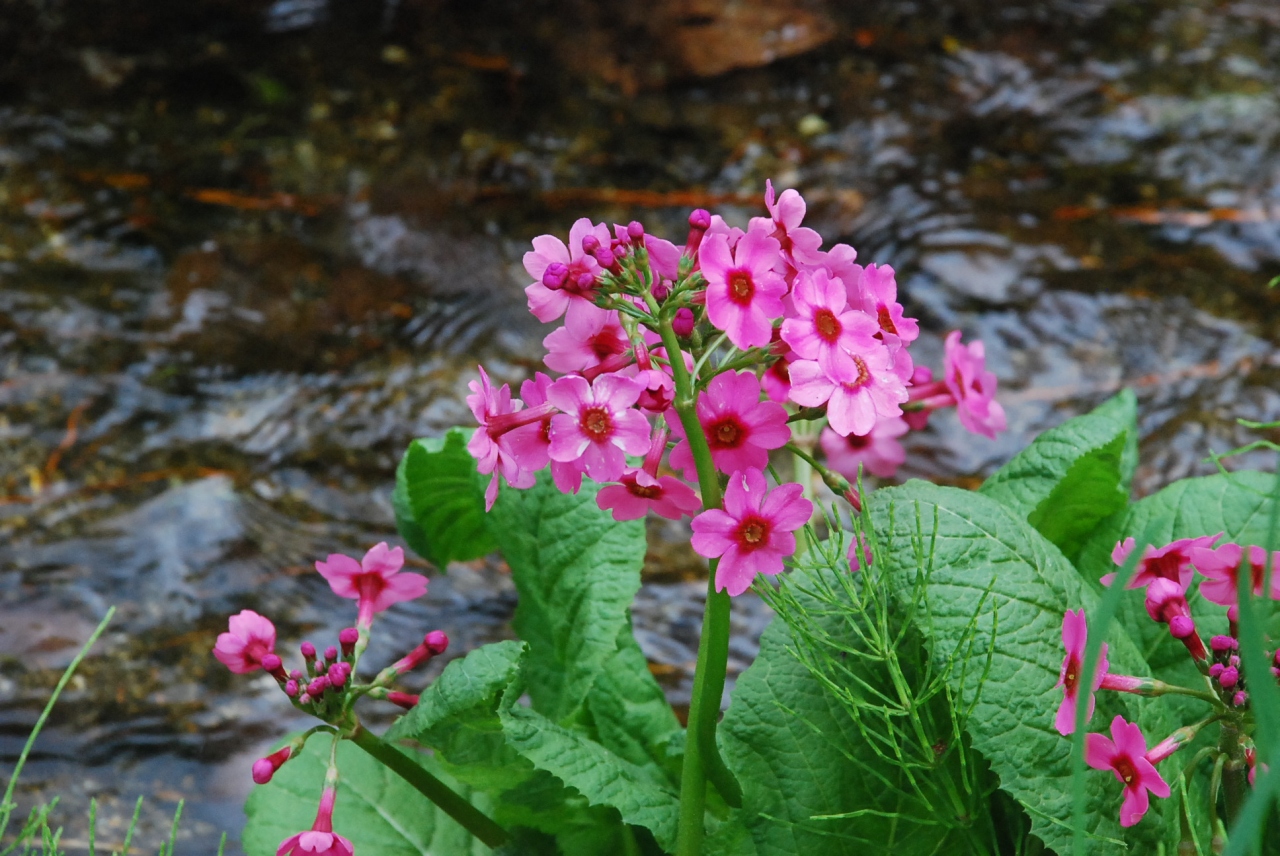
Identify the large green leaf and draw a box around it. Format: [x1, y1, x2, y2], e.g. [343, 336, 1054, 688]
[487, 474, 647, 722]
[867, 481, 1165, 855]
[586, 626, 683, 779]
[394, 429, 497, 567]
[979, 390, 1138, 559]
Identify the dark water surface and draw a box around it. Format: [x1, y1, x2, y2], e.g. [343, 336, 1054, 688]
[2, 0, 1279, 851]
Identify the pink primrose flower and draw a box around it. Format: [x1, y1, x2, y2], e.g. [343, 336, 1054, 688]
[788, 342, 907, 438]
[277, 789, 354, 856]
[942, 331, 1006, 439]
[667, 371, 790, 479]
[466, 366, 543, 509]
[852, 263, 919, 348]
[1103, 534, 1222, 589]
[819, 415, 909, 480]
[690, 469, 814, 596]
[644, 235, 682, 281]
[597, 424, 701, 521]
[780, 269, 880, 376]
[1190, 542, 1280, 607]
[817, 242, 860, 284]
[752, 180, 825, 269]
[700, 229, 788, 350]
[506, 373, 583, 494]
[1085, 716, 1171, 827]
[523, 218, 612, 325]
[1055, 609, 1109, 736]
[542, 309, 629, 374]
[213, 609, 277, 674]
[315, 542, 428, 628]
[547, 374, 650, 484]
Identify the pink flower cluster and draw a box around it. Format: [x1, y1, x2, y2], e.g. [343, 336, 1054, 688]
[467, 182, 1005, 594]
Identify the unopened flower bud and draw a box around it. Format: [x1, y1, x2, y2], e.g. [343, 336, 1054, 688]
[627, 221, 645, 242]
[308, 677, 329, 697]
[324, 645, 338, 663]
[1233, 691, 1249, 707]
[328, 663, 348, 688]
[1229, 655, 1241, 668]
[388, 631, 449, 677]
[1210, 635, 1238, 653]
[339, 627, 358, 657]
[289, 669, 305, 681]
[425, 630, 449, 654]
[542, 262, 569, 290]
[581, 235, 601, 255]
[652, 280, 670, 301]
[1219, 666, 1239, 689]
[685, 209, 711, 255]
[387, 691, 419, 709]
[300, 641, 316, 659]
[672, 307, 695, 338]
[285, 679, 299, 697]
[1169, 615, 1195, 639]
[261, 653, 287, 681]
[252, 746, 293, 785]
[688, 209, 711, 230]
[575, 271, 596, 292]
[1209, 663, 1224, 678]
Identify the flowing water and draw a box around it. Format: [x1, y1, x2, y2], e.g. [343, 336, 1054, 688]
[1, 0, 1278, 851]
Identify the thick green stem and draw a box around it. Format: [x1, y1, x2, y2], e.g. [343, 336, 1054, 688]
[349, 724, 509, 849]
[1217, 721, 1248, 828]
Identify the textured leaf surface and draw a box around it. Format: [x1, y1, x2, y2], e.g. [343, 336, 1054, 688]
[980, 390, 1138, 559]
[394, 429, 496, 567]
[587, 626, 683, 778]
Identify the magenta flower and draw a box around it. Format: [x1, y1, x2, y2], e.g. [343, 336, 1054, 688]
[690, 469, 814, 596]
[780, 269, 880, 376]
[1191, 542, 1280, 607]
[819, 415, 909, 480]
[466, 366, 543, 509]
[542, 309, 629, 374]
[547, 374, 650, 483]
[523, 218, 612, 325]
[852, 263, 919, 348]
[597, 424, 701, 521]
[789, 342, 907, 438]
[315, 542, 428, 628]
[751, 180, 824, 268]
[942, 331, 1006, 439]
[1103, 534, 1222, 589]
[1144, 578, 1209, 660]
[700, 228, 788, 350]
[1085, 716, 1171, 827]
[1055, 609, 1109, 736]
[505, 373, 583, 495]
[668, 371, 790, 479]
[277, 789, 354, 856]
[213, 610, 277, 674]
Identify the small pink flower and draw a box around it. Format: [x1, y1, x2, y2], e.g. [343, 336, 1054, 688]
[597, 424, 701, 521]
[852, 263, 919, 348]
[315, 542, 428, 628]
[644, 235, 682, 281]
[780, 269, 880, 376]
[1103, 534, 1222, 590]
[466, 366, 543, 509]
[668, 371, 790, 479]
[700, 229, 788, 350]
[1085, 716, 1171, 827]
[691, 469, 814, 596]
[1055, 609, 1109, 736]
[1144, 578, 1208, 660]
[542, 309, 629, 374]
[751, 180, 825, 269]
[789, 342, 907, 438]
[1191, 542, 1280, 607]
[942, 331, 1006, 439]
[819, 416, 909, 480]
[277, 789, 354, 856]
[213, 610, 277, 674]
[547, 374, 650, 484]
[523, 218, 612, 325]
[506, 373, 583, 494]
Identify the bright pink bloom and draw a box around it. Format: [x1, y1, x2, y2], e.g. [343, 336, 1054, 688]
[751, 180, 825, 269]
[852, 263, 919, 347]
[690, 469, 814, 596]
[466, 366, 542, 509]
[819, 416, 909, 480]
[547, 374, 650, 483]
[597, 424, 701, 521]
[700, 229, 788, 350]
[505, 373, 583, 494]
[817, 242, 860, 284]
[1144, 578, 1208, 660]
[942, 331, 1006, 439]
[277, 789, 354, 856]
[315, 542, 428, 628]
[668, 371, 790, 479]
[789, 343, 907, 438]
[644, 235, 682, 281]
[1104, 534, 1222, 589]
[780, 269, 880, 375]
[1055, 609, 1109, 736]
[523, 218, 612, 325]
[1191, 542, 1280, 607]
[542, 309, 629, 374]
[213, 610, 277, 674]
[1085, 716, 1171, 827]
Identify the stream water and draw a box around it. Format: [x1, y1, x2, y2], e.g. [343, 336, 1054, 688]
[1, 0, 1279, 852]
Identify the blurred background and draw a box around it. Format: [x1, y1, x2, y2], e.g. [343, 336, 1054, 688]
[1, 0, 1278, 851]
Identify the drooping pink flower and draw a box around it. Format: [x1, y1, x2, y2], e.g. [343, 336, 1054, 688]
[1144, 578, 1208, 661]
[1055, 609, 1109, 736]
[1190, 542, 1280, 607]
[668, 370, 790, 479]
[788, 342, 908, 438]
[819, 416, 909, 480]
[942, 331, 1006, 439]
[315, 542, 428, 628]
[690, 468, 814, 596]
[597, 424, 701, 521]
[277, 788, 354, 856]
[1103, 534, 1222, 590]
[466, 366, 543, 509]
[213, 610, 277, 674]
[700, 229, 788, 350]
[547, 374, 650, 484]
[523, 218, 613, 325]
[780, 269, 880, 375]
[542, 309, 629, 374]
[1085, 716, 1171, 827]
[851, 263, 919, 348]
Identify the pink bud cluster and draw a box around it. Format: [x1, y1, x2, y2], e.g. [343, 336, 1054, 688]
[468, 181, 1006, 593]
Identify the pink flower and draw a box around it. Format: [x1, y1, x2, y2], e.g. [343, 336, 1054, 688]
[762, 353, 792, 403]
[315, 542, 428, 628]
[542, 309, 629, 374]
[1191, 542, 1280, 607]
[1055, 609, 1109, 736]
[466, 366, 542, 509]
[819, 416, 909, 480]
[523, 218, 612, 325]
[597, 424, 701, 521]
[668, 371, 790, 479]
[547, 374, 650, 483]
[789, 343, 908, 438]
[213, 610, 277, 674]
[691, 469, 814, 596]
[505, 373, 583, 494]
[780, 269, 880, 376]
[1085, 716, 1171, 827]
[751, 180, 824, 269]
[700, 229, 788, 350]
[852, 263, 919, 347]
[644, 235, 682, 281]
[942, 331, 1006, 439]
[1103, 534, 1222, 590]
[278, 789, 354, 856]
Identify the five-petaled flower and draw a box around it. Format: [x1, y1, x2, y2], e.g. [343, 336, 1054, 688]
[213, 609, 277, 674]
[315, 542, 428, 629]
[1085, 716, 1171, 827]
[700, 228, 788, 350]
[1055, 609, 1109, 736]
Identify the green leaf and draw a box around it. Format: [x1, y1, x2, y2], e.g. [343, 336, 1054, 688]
[488, 473, 647, 722]
[587, 626, 683, 779]
[979, 390, 1138, 559]
[242, 736, 490, 856]
[394, 429, 497, 567]
[867, 480, 1162, 855]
